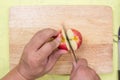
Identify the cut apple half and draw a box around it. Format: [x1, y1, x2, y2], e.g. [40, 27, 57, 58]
[58, 28, 82, 51]
[67, 29, 77, 50]
[58, 29, 70, 50]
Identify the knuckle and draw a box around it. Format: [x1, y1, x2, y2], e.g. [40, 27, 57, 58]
[44, 28, 57, 36]
[24, 45, 31, 54]
[24, 44, 35, 54]
[35, 30, 42, 36]
[35, 28, 57, 37]
[49, 40, 59, 49]
[35, 28, 57, 41]
[46, 42, 53, 50]
[44, 28, 56, 33]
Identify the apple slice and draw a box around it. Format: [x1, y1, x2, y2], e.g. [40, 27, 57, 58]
[67, 29, 82, 50]
[58, 30, 70, 50]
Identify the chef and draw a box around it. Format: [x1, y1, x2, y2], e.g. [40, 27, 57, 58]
[1, 28, 100, 80]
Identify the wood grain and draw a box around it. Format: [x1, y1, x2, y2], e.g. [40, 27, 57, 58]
[9, 6, 113, 74]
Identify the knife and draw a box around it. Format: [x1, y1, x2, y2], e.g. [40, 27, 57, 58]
[118, 26, 120, 80]
[62, 25, 78, 63]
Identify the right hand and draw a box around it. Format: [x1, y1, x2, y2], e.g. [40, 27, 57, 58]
[70, 59, 101, 80]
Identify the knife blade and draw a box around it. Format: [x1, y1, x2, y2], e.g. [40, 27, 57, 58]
[118, 26, 120, 80]
[62, 25, 78, 63]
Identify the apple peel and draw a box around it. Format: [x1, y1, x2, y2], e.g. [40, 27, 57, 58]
[58, 28, 82, 51]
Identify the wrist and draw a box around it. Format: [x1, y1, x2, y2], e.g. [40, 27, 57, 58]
[16, 63, 36, 80]
[16, 65, 33, 80]
[14, 68, 27, 80]
[1, 67, 28, 80]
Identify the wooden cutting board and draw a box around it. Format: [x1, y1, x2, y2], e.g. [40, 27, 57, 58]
[9, 6, 113, 74]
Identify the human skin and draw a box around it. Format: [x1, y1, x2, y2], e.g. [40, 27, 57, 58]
[70, 59, 101, 80]
[1, 28, 100, 80]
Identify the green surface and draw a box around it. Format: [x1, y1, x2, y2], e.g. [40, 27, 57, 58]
[0, 0, 120, 80]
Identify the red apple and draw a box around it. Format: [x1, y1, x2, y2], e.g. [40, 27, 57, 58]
[58, 28, 82, 51]
[57, 30, 70, 51]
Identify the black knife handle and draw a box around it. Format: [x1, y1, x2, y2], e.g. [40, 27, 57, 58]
[118, 70, 120, 80]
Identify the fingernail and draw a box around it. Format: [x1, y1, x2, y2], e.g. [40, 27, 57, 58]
[54, 37, 61, 48]
[56, 37, 61, 43]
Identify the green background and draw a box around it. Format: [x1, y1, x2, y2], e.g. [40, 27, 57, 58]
[0, 0, 120, 80]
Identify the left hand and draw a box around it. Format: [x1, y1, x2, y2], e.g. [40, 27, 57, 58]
[16, 28, 67, 80]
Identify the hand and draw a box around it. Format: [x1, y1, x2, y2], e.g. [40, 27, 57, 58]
[16, 28, 67, 80]
[70, 59, 101, 80]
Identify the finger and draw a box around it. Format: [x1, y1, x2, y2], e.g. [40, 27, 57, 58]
[37, 37, 61, 59]
[71, 59, 87, 74]
[71, 60, 88, 80]
[77, 58, 88, 67]
[26, 28, 58, 51]
[71, 58, 88, 77]
[72, 62, 77, 68]
[71, 62, 77, 73]
[70, 63, 79, 79]
[45, 50, 67, 72]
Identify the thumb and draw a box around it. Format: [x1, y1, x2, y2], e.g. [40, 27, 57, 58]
[72, 58, 88, 67]
[71, 58, 88, 73]
[45, 50, 67, 72]
[70, 58, 88, 78]
[71, 62, 77, 73]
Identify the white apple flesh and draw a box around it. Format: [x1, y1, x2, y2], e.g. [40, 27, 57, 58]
[57, 30, 70, 50]
[58, 28, 82, 51]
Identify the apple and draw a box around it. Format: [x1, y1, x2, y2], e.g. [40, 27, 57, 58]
[58, 28, 82, 51]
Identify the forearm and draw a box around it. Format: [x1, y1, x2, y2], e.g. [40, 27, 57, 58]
[1, 67, 27, 80]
